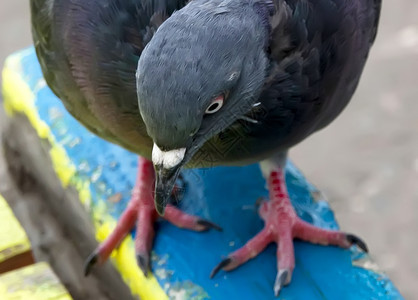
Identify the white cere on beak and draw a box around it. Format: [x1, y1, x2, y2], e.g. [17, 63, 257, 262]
[152, 144, 186, 169]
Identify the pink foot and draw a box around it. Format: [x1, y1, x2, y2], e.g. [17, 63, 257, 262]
[211, 168, 367, 296]
[84, 157, 221, 276]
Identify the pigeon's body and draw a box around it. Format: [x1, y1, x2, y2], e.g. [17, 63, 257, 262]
[31, 0, 187, 156]
[31, 0, 381, 167]
[31, 0, 381, 295]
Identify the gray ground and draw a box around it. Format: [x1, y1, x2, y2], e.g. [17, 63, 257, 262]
[0, 1, 416, 299]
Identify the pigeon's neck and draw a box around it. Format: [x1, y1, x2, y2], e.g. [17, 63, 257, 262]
[252, 0, 275, 45]
[183, 0, 274, 49]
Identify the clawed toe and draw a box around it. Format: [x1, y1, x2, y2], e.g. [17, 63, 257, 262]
[136, 253, 151, 276]
[84, 250, 99, 276]
[197, 219, 223, 231]
[274, 269, 289, 297]
[346, 234, 368, 253]
[210, 257, 232, 278]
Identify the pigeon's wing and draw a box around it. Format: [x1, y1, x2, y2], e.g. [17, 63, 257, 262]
[30, 0, 188, 151]
[250, 0, 382, 145]
[30, 0, 100, 131]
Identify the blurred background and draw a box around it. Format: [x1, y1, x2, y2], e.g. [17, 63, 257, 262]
[0, 1, 417, 299]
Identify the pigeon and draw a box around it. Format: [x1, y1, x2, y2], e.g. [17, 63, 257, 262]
[30, 0, 381, 295]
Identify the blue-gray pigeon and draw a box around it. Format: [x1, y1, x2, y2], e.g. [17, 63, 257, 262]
[30, 0, 381, 295]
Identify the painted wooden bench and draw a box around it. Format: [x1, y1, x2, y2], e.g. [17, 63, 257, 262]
[1, 48, 403, 299]
[0, 195, 33, 274]
[0, 262, 73, 300]
[0, 195, 73, 300]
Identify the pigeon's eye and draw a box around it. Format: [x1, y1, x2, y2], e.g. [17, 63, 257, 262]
[205, 94, 224, 114]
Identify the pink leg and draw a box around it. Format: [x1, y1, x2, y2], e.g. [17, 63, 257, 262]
[84, 157, 221, 276]
[211, 167, 367, 296]
[164, 204, 222, 231]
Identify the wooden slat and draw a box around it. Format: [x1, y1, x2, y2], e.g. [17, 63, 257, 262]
[0, 195, 33, 274]
[0, 262, 73, 300]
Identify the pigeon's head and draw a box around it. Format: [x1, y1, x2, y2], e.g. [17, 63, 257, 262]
[136, 1, 270, 214]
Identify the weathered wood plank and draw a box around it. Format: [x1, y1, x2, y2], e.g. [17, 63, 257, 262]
[0, 51, 136, 299]
[0, 262, 72, 300]
[0, 195, 33, 274]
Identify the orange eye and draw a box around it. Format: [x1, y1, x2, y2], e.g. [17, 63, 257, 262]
[205, 94, 224, 114]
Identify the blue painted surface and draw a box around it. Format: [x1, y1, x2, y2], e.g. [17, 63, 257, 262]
[17, 47, 402, 299]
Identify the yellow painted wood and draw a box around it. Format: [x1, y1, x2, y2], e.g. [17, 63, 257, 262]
[0, 195, 31, 263]
[2, 50, 169, 300]
[0, 262, 73, 300]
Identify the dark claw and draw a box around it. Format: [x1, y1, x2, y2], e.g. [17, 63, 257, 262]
[210, 257, 232, 278]
[136, 254, 150, 277]
[155, 201, 166, 216]
[84, 251, 99, 277]
[346, 234, 369, 253]
[197, 219, 223, 232]
[274, 270, 288, 296]
[255, 197, 267, 208]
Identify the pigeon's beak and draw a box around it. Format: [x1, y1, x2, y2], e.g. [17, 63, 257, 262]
[152, 144, 186, 215]
[154, 165, 182, 215]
